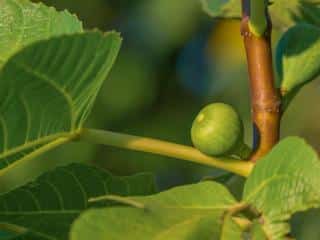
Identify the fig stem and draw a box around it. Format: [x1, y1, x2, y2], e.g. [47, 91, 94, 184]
[241, 0, 281, 162]
[232, 217, 252, 230]
[79, 128, 254, 177]
[234, 142, 252, 160]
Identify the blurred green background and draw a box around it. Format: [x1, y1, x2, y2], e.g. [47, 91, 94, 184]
[2, 0, 320, 239]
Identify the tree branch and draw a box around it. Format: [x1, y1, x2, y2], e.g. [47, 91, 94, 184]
[241, 0, 281, 162]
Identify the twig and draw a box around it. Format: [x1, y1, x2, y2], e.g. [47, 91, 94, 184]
[241, 0, 281, 162]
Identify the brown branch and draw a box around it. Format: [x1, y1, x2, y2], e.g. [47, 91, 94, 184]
[241, 0, 281, 162]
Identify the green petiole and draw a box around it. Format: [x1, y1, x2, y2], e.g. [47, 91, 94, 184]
[79, 128, 254, 177]
[249, 0, 268, 36]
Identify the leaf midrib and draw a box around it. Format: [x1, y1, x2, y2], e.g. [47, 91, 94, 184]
[0, 131, 74, 160]
[152, 205, 234, 210]
[153, 216, 203, 240]
[0, 209, 81, 215]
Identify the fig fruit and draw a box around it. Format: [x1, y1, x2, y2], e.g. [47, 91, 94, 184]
[191, 103, 250, 158]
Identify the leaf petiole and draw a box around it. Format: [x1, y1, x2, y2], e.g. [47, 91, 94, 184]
[248, 0, 268, 36]
[89, 195, 145, 209]
[79, 128, 254, 177]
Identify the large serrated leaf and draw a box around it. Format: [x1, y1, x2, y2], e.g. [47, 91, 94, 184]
[243, 137, 320, 239]
[276, 24, 320, 109]
[0, 0, 83, 68]
[0, 163, 156, 240]
[70, 182, 239, 240]
[0, 31, 121, 171]
[201, 0, 320, 31]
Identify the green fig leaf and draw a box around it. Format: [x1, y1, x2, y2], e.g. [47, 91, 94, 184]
[249, 221, 268, 240]
[201, 0, 241, 19]
[0, 31, 121, 172]
[243, 137, 320, 238]
[276, 24, 320, 109]
[0, 0, 83, 68]
[0, 163, 156, 239]
[201, 0, 320, 31]
[269, 0, 320, 31]
[220, 215, 244, 240]
[70, 182, 240, 240]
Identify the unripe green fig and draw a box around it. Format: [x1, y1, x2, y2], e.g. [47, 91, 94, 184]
[191, 103, 249, 157]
